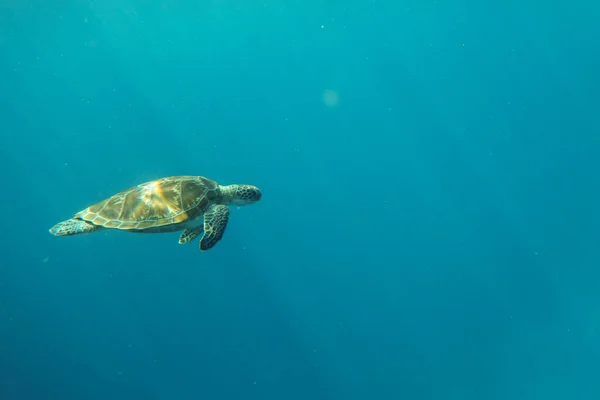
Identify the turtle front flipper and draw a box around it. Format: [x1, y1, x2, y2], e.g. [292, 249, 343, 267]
[199, 205, 230, 251]
[179, 227, 203, 244]
[49, 218, 101, 236]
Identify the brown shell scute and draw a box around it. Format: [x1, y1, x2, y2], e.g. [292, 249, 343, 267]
[74, 176, 219, 230]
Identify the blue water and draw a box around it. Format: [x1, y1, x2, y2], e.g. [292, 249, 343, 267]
[1, 1, 600, 399]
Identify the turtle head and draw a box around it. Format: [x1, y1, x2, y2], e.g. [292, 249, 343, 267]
[220, 184, 262, 206]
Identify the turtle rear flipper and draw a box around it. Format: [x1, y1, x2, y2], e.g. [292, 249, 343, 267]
[199, 205, 230, 251]
[49, 219, 101, 236]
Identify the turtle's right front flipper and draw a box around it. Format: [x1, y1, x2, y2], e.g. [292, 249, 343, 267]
[179, 227, 203, 244]
[49, 219, 101, 236]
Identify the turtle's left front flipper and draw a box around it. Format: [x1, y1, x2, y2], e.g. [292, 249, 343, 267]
[199, 205, 230, 251]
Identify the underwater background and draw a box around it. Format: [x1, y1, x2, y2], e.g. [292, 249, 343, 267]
[1, 1, 600, 399]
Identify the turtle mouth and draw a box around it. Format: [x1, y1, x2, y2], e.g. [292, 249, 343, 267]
[250, 189, 262, 202]
[240, 185, 261, 201]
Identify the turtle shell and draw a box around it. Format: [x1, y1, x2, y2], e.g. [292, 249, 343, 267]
[74, 176, 219, 231]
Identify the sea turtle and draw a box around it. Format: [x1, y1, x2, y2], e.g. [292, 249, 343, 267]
[49, 176, 262, 251]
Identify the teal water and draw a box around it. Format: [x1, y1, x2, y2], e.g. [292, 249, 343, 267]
[1, 1, 600, 399]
